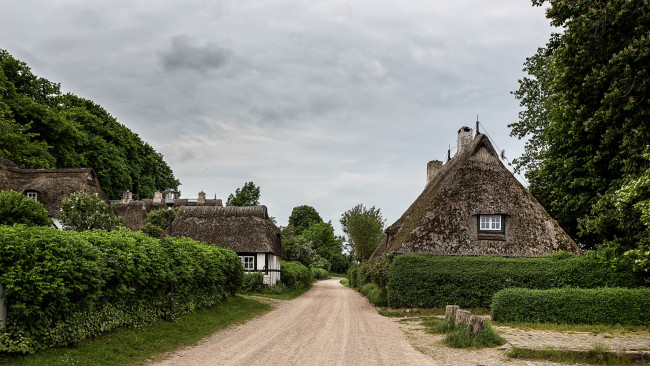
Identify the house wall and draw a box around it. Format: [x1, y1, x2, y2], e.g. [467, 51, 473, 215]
[239, 252, 281, 286]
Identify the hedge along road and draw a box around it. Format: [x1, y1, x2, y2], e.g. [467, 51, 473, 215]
[151, 278, 437, 366]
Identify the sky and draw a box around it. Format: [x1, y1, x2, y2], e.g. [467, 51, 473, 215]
[0, 0, 555, 234]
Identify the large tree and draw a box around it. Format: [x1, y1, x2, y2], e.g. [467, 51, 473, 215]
[288, 205, 323, 235]
[340, 204, 385, 261]
[511, 0, 650, 249]
[226, 181, 261, 206]
[0, 49, 179, 199]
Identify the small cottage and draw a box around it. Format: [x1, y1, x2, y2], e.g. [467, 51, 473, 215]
[0, 158, 109, 217]
[171, 205, 284, 285]
[371, 126, 580, 259]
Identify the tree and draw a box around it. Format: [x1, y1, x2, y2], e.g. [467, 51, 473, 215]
[510, 0, 650, 249]
[288, 205, 323, 235]
[281, 226, 317, 267]
[59, 191, 122, 231]
[139, 207, 179, 238]
[301, 221, 343, 270]
[226, 181, 260, 206]
[340, 204, 385, 261]
[0, 189, 53, 226]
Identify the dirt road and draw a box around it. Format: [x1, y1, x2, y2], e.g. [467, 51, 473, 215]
[151, 278, 436, 366]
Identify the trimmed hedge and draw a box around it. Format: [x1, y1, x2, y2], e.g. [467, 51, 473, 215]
[312, 267, 329, 280]
[360, 283, 387, 306]
[492, 287, 650, 325]
[0, 225, 243, 354]
[387, 254, 641, 308]
[280, 260, 312, 289]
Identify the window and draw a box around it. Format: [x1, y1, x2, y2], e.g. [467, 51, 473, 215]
[26, 191, 38, 201]
[240, 256, 255, 271]
[479, 215, 502, 231]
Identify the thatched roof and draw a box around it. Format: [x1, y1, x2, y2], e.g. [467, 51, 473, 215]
[113, 197, 223, 231]
[371, 133, 580, 259]
[170, 205, 284, 256]
[0, 159, 109, 216]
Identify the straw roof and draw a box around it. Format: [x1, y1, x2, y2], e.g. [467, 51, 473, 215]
[114, 198, 223, 231]
[371, 133, 580, 259]
[170, 205, 284, 256]
[0, 159, 109, 216]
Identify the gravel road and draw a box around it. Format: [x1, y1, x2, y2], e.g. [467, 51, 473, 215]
[151, 278, 437, 366]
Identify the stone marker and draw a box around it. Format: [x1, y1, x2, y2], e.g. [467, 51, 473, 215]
[468, 314, 486, 336]
[446, 304, 486, 336]
[445, 305, 459, 322]
[455, 309, 472, 325]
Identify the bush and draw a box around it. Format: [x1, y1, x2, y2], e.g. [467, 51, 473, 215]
[492, 287, 650, 325]
[139, 207, 179, 238]
[387, 254, 642, 308]
[360, 283, 387, 306]
[241, 272, 264, 292]
[312, 267, 330, 280]
[347, 265, 359, 288]
[59, 192, 122, 231]
[280, 260, 312, 289]
[0, 225, 243, 354]
[0, 189, 52, 227]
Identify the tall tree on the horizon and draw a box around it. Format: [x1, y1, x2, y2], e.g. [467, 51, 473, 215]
[226, 181, 261, 207]
[511, 0, 650, 250]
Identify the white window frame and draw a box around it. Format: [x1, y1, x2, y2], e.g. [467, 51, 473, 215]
[26, 191, 38, 200]
[479, 215, 502, 231]
[240, 256, 255, 271]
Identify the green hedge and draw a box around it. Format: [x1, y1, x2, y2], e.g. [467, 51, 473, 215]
[0, 225, 243, 354]
[387, 254, 641, 308]
[311, 267, 329, 280]
[360, 283, 387, 306]
[347, 265, 359, 288]
[492, 287, 650, 325]
[280, 260, 312, 289]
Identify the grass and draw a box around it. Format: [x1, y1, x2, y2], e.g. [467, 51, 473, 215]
[507, 345, 638, 365]
[493, 321, 650, 335]
[247, 283, 312, 300]
[422, 317, 505, 348]
[0, 296, 271, 366]
[378, 307, 491, 318]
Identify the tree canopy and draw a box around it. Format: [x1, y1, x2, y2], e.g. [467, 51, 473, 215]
[511, 0, 650, 249]
[0, 189, 52, 227]
[0, 49, 179, 199]
[340, 204, 385, 261]
[226, 181, 261, 207]
[59, 192, 123, 231]
[288, 205, 323, 235]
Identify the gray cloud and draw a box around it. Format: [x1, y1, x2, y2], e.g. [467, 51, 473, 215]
[160, 35, 231, 73]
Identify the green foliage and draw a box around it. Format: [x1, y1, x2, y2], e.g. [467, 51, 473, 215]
[0, 225, 243, 354]
[301, 222, 343, 269]
[0, 49, 179, 199]
[340, 203, 385, 261]
[280, 260, 312, 289]
[387, 254, 642, 309]
[0, 190, 52, 227]
[511, 1, 650, 249]
[423, 318, 505, 348]
[492, 287, 650, 325]
[240, 272, 264, 292]
[347, 265, 359, 288]
[288, 205, 323, 235]
[311, 267, 330, 280]
[139, 207, 179, 238]
[59, 191, 122, 231]
[226, 181, 260, 206]
[359, 283, 387, 306]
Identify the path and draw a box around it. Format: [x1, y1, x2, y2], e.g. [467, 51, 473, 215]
[151, 278, 436, 366]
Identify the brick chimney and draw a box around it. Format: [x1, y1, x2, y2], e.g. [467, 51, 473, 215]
[121, 190, 132, 204]
[198, 191, 206, 204]
[427, 160, 443, 184]
[456, 126, 474, 155]
[153, 191, 163, 204]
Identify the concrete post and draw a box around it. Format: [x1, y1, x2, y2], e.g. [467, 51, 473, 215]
[0, 284, 6, 330]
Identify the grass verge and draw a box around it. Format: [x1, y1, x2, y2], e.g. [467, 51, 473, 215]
[493, 321, 650, 335]
[247, 283, 312, 300]
[507, 346, 640, 365]
[423, 317, 505, 348]
[0, 296, 271, 366]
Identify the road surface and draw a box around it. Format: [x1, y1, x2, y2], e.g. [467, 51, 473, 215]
[151, 278, 436, 366]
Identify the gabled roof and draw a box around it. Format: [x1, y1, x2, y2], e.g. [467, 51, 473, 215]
[170, 205, 284, 256]
[0, 159, 109, 215]
[371, 133, 580, 259]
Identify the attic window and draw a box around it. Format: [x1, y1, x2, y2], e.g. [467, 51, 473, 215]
[26, 191, 38, 200]
[477, 214, 506, 241]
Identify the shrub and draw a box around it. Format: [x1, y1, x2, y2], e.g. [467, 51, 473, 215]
[312, 267, 329, 280]
[360, 283, 387, 306]
[280, 260, 312, 289]
[0, 225, 243, 353]
[424, 317, 505, 348]
[492, 287, 650, 325]
[139, 207, 179, 238]
[241, 272, 264, 292]
[387, 254, 642, 308]
[0, 189, 52, 227]
[59, 192, 122, 231]
[347, 265, 359, 288]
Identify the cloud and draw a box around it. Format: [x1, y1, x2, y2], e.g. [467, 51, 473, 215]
[159, 35, 231, 73]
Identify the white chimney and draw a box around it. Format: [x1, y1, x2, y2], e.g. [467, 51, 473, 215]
[456, 126, 474, 155]
[121, 190, 132, 204]
[198, 191, 206, 204]
[153, 191, 163, 204]
[427, 160, 443, 184]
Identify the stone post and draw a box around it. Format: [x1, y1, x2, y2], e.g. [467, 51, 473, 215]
[445, 305, 459, 322]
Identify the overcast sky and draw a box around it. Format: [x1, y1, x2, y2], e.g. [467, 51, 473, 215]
[0, 0, 554, 234]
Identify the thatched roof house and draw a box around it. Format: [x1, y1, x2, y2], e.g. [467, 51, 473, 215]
[371, 126, 580, 259]
[171, 205, 284, 285]
[0, 159, 109, 216]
